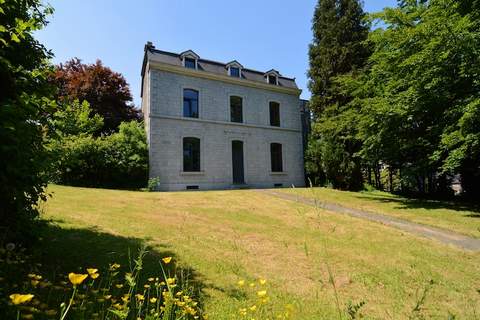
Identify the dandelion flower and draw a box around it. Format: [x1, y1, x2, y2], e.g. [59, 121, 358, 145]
[162, 257, 172, 264]
[68, 273, 88, 286]
[9, 293, 34, 305]
[237, 280, 245, 287]
[256, 290, 267, 297]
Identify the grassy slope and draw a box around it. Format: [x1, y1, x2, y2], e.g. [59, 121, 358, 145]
[281, 187, 480, 238]
[42, 185, 480, 319]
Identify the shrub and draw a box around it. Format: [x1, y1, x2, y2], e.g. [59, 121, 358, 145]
[48, 101, 148, 189]
[148, 177, 160, 191]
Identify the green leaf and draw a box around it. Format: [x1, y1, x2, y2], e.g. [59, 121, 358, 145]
[10, 33, 20, 43]
[0, 25, 6, 32]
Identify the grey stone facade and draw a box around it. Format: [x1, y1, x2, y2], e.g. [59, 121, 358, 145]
[141, 44, 305, 191]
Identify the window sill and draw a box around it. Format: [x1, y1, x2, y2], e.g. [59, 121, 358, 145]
[180, 171, 205, 176]
[270, 171, 287, 176]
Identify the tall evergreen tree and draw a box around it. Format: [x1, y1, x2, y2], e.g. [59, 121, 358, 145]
[306, 0, 370, 190]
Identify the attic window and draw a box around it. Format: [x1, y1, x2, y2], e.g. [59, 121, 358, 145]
[268, 74, 277, 85]
[184, 57, 196, 69]
[229, 67, 240, 77]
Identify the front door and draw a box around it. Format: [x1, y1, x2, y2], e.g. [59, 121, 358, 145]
[232, 140, 245, 184]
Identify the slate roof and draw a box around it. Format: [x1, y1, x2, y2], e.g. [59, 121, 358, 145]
[141, 44, 299, 91]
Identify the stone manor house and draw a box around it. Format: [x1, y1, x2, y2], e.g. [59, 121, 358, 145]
[141, 42, 307, 191]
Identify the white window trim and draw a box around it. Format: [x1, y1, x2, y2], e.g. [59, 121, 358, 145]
[267, 74, 278, 85]
[182, 56, 198, 70]
[228, 66, 242, 77]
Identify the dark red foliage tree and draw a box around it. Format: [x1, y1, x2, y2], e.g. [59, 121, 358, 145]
[51, 58, 140, 133]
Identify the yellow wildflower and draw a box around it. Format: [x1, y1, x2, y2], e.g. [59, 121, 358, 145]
[9, 293, 34, 305]
[148, 277, 155, 282]
[104, 295, 112, 300]
[115, 284, 124, 289]
[249, 305, 257, 311]
[68, 273, 88, 286]
[30, 280, 39, 286]
[121, 295, 130, 303]
[87, 268, 98, 275]
[257, 290, 267, 297]
[90, 273, 99, 279]
[162, 257, 172, 264]
[166, 278, 175, 285]
[259, 279, 267, 285]
[237, 279, 245, 287]
[136, 294, 145, 301]
[150, 297, 157, 303]
[144, 284, 150, 289]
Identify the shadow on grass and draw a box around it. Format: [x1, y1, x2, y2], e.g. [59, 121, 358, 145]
[34, 220, 210, 307]
[355, 192, 480, 215]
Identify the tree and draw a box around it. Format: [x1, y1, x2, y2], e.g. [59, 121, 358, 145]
[0, 0, 55, 242]
[51, 58, 140, 133]
[356, 0, 480, 197]
[306, 0, 370, 190]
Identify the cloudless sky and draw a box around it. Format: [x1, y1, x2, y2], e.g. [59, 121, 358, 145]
[36, 0, 396, 106]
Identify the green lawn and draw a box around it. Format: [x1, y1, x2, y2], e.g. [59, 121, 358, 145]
[40, 185, 480, 319]
[281, 187, 480, 238]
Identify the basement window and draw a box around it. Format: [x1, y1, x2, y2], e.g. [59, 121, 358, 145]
[186, 185, 199, 190]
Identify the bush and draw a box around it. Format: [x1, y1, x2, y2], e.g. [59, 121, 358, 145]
[48, 101, 148, 189]
[148, 177, 160, 191]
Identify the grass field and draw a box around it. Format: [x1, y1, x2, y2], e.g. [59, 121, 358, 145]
[282, 187, 480, 238]
[40, 185, 480, 319]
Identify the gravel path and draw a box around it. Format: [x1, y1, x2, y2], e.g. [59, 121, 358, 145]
[259, 189, 480, 252]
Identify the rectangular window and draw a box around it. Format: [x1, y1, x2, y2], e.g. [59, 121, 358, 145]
[270, 143, 283, 172]
[268, 75, 277, 85]
[230, 96, 243, 123]
[183, 137, 200, 172]
[183, 89, 199, 118]
[184, 57, 196, 69]
[230, 67, 240, 77]
[269, 101, 280, 126]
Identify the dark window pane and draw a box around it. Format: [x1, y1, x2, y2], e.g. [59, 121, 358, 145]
[185, 57, 196, 69]
[183, 137, 200, 172]
[268, 75, 277, 85]
[230, 67, 240, 77]
[271, 143, 283, 172]
[183, 89, 199, 118]
[269, 102, 280, 126]
[230, 96, 243, 123]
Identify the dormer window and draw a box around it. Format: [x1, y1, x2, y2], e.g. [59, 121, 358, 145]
[230, 67, 240, 77]
[184, 57, 196, 69]
[268, 75, 277, 85]
[226, 60, 243, 78]
[264, 69, 280, 85]
[180, 50, 200, 70]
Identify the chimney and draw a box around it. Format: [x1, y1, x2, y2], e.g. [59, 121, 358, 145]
[145, 41, 155, 51]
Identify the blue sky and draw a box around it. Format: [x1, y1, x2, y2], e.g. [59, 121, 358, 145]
[37, 0, 396, 106]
